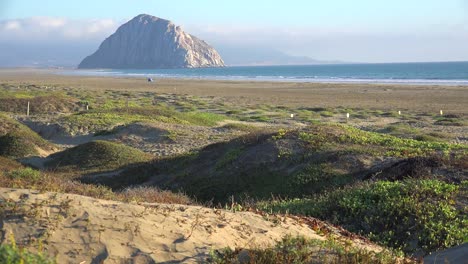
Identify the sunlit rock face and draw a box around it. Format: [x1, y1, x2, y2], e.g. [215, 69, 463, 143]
[78, 14, 225, 69]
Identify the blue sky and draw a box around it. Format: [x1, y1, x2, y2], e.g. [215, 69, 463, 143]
[2, 0, 466, 29]
[0, 0, 467, 64]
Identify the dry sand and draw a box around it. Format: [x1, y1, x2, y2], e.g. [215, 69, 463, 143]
[0, 188, 381, 263]
[1, 69, 467, 114]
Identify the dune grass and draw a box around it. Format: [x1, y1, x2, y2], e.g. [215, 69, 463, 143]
[210, 235, 409, 264]
[299, 123, 467, 157]
[0, 157, 193, 205]
[60, 105, 228, 134]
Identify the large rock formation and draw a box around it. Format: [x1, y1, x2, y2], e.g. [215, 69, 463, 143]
[78, 14, 225, 69]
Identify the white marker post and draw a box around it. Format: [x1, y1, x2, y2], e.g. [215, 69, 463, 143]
[440, 110, 443, 116]
[398, 110, 401, 116]
[346, 112, 350, 121]
[27, 101, 30, 116]
[290, 114, 294, 119]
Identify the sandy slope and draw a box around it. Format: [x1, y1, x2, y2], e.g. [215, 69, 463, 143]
[0, 188, 383, 264]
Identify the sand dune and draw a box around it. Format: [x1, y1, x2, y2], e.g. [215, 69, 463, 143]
[0, 188, 384, 263]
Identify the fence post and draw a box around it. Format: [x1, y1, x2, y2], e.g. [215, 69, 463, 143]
[27, 101, 30, 116]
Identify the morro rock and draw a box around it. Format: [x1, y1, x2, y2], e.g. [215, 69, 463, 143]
[78, 14, 225, 69]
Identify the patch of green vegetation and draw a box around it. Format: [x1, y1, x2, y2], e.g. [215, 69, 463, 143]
[210, 235, 404, 264]
[0, 88, 77, 114]
[216, 147, 244, 170]
[352, 110, 372, 119]
[260, 180, 467, 254]
[221, 123, 258, 132]
[45, 140, 152, 172]
[434, 118, 466, 127]
[381, 124, 419, 136]
[0, 133, 39, 158]
[412, 134, 441, 142]
[248, 115, 270, 122]
[61, 106, 228, 132]
[299, 124, 466, 157]
[61, 111, 148, 130]
[319, 111, 335, 117]
[0, 113, 54, 158]
[0, 86, 64, 99]
[93, 129, 116, 137]
[165, 130, 181, 142]
[174, 101, 198, 111]
[337, 125, 465, 156]
[0, 241, 55, 264]
[379, 124, 453, 143]
[296, 109, 321, 119]
[182, 112, 226, 126]
[286, 164, 353, 196]
[6, 167, 41, 181]
[100, 99, 140, 110]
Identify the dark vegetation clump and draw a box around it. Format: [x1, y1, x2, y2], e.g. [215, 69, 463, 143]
[45, 140, 153, 172]
[0, 133, 38, 158]
[0, 95, 79, 114]
[261, 180, 467, 255]
[0, 113, 55, 158]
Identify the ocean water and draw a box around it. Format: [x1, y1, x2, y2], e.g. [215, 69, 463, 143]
[66, 61, 468, 85]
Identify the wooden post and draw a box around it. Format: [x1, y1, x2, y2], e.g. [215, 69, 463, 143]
[27, 101, 30, 116]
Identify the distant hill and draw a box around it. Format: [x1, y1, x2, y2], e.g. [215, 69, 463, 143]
[217, 46, 343, 66]
[0, 42, 94, 68]
[78, 14, 225, 69]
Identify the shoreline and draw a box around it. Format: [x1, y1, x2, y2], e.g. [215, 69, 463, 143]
[2, 67, 468, 86]
[62, 68, 468, 86]
[1, 68, 467, 114]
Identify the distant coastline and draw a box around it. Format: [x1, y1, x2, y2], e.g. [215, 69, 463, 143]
[60, 61, 468, 86]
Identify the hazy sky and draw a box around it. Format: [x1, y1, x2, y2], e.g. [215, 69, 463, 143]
[1, 0, 467, 64]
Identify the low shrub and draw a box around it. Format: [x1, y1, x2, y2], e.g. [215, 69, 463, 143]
[0, 239, 54, 264]
[0, 133, 38, 158]
[6, 168, 41, 181]
[209, 235, 407, 264]
[45, 140, 152, 172]
[261, 180, 467, 254]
